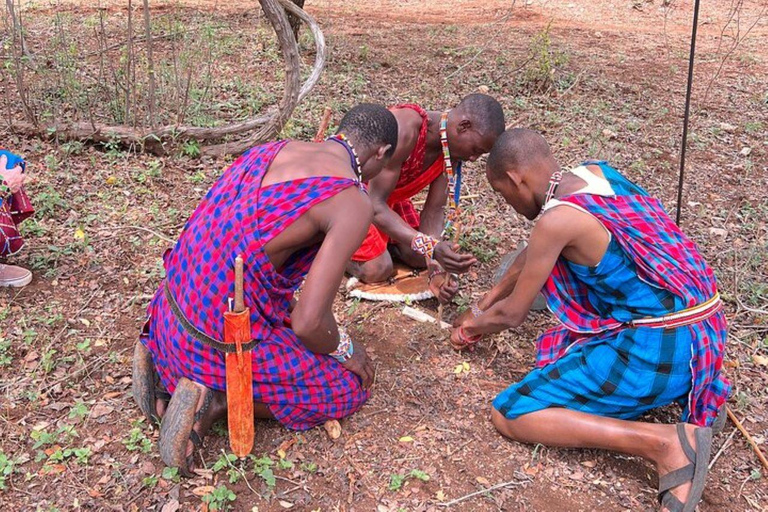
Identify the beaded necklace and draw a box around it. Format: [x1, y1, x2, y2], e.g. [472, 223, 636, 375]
[544, 170, 563, 205]
[439, 111, 462, 234]
[327, 134, 363, 185]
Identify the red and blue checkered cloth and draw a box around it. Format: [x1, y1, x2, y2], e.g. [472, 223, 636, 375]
[537, 165, 729, 427]
[143, 141, 370, 430]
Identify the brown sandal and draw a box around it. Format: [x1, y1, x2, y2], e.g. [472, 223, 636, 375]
[158, 378, 214, 477]
[131, 341, 171, 425]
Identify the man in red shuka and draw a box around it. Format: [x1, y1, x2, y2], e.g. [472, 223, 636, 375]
[346, 94, 505, 302]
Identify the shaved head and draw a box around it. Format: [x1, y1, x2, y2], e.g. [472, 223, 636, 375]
[485, 128, 558, 220]
[486, 128, 553, 181]
[454, 93, 506, 138]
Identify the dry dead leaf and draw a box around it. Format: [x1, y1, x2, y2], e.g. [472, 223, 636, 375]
[192, 485, 216, 497]
[581, 460, 597, 468]
[752, 355, 768, 366]
[399, 436, 414, 443]
[476, 476, 490, 485]
[161, 500, 180, 512]
[91, 404, 114, 419]
[278, 501, 294, 509]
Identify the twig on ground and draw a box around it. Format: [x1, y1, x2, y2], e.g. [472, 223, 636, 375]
[96, 225, 176, 243]
[438, 477, 529, 507]
[727, 406, 768, 470]
[447, 438, 473, 457]
[709, 425, 739, 470]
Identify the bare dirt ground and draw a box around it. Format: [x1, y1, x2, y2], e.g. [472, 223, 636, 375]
[1, 0, 767, 511]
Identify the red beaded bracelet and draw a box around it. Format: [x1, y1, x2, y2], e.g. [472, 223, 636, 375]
[458, 326, 481, 345]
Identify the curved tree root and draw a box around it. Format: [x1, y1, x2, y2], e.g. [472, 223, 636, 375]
[7, 0, 326, 157]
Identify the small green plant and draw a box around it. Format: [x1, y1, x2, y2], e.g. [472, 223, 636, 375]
[162, 466, 181, 483]
[182, 140, 201, 158]
[389, 469, 430, 491]
[31, 426, 77, 450]
[0, 339, 12, 367]
[250, 455, 276, 488]
[277, 458, 294, 470]
[0, 452, 17, 491]
[68, 402, 89, 421]
[123, 428, 152, 453]
[39, 349, 58, 374]
[389, 473, 406, 491]
[142, 475, 159, 488]
[300, 461, 318, 473]
[522, 23, 569, 93]
[212, 453, 238, 473]
[201, 484, 237, 511]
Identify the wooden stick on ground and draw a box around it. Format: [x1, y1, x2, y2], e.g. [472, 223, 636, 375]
[313, 106, 333, 142]
[727, 405, 768, 470]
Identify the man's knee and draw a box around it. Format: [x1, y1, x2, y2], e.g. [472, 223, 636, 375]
[491, 407, 525, 442]
[351, 253, 393, 283]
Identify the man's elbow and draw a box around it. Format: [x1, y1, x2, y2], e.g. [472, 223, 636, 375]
[490, 308, 526, 331]
[290, 312, 321, 342]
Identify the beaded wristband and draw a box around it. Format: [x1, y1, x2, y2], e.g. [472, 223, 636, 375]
[470, 303, 483, 318]
[411, 232, 439, 260]
[330, 327, 354, 363]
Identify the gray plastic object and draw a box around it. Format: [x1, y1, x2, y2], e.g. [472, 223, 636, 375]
[493, 242, 548, 311]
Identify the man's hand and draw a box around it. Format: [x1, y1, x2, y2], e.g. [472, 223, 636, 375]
[341, 345, 375, 389]
[452, 308, 474, 328]
[0, 156, 26, 194]
[428, 271, 459, 304]
[433, 242, 477, 274]
[449, 327, 478, 352]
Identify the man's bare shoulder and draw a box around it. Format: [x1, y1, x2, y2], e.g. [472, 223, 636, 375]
[390, 108, 424, 162]
[535, 204, 595, 239]
[313, 186, 374, 227]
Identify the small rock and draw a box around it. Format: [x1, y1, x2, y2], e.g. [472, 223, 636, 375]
[719, 122, 737, 133]
[602, 129, 618, 140]
[324, 420, 342, 440]
[740, 147, 752, 156]
[708, 227, 727, 237]
[477, 85, 489, 94]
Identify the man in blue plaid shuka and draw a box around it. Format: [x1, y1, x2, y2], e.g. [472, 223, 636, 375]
[452, 130, 728, 512]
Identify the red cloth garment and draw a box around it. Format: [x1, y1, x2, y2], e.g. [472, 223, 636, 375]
[142, 141, 370, 430]
[351, 105, 445, 262]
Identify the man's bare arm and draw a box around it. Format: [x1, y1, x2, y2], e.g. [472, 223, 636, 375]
[461, 210, 577, 337]
[478, 247, 527, 310]
[367, 164, 421, 246]
[291, 189, 373, 351]
[419, 173, 448, 239]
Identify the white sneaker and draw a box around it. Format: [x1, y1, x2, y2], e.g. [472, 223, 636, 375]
[0, 264, 32, 287]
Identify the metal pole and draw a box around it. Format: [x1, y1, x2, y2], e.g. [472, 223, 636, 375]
[676, 0, 702, 225]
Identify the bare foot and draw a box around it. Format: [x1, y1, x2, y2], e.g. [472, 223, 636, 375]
[183, 383, 227, 470]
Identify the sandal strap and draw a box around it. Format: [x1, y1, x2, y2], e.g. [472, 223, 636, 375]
[193, 390, 214, 424]
[659, 463, 695, 494]
[189, 429, 203, 448]
[676, 423, 697, 462]
[659, 490, 685, 512]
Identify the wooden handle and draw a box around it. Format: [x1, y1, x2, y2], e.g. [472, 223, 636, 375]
[727, 406, 768, 470]
[234, 255, 245, 313]
[313, 107, 333, 142]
